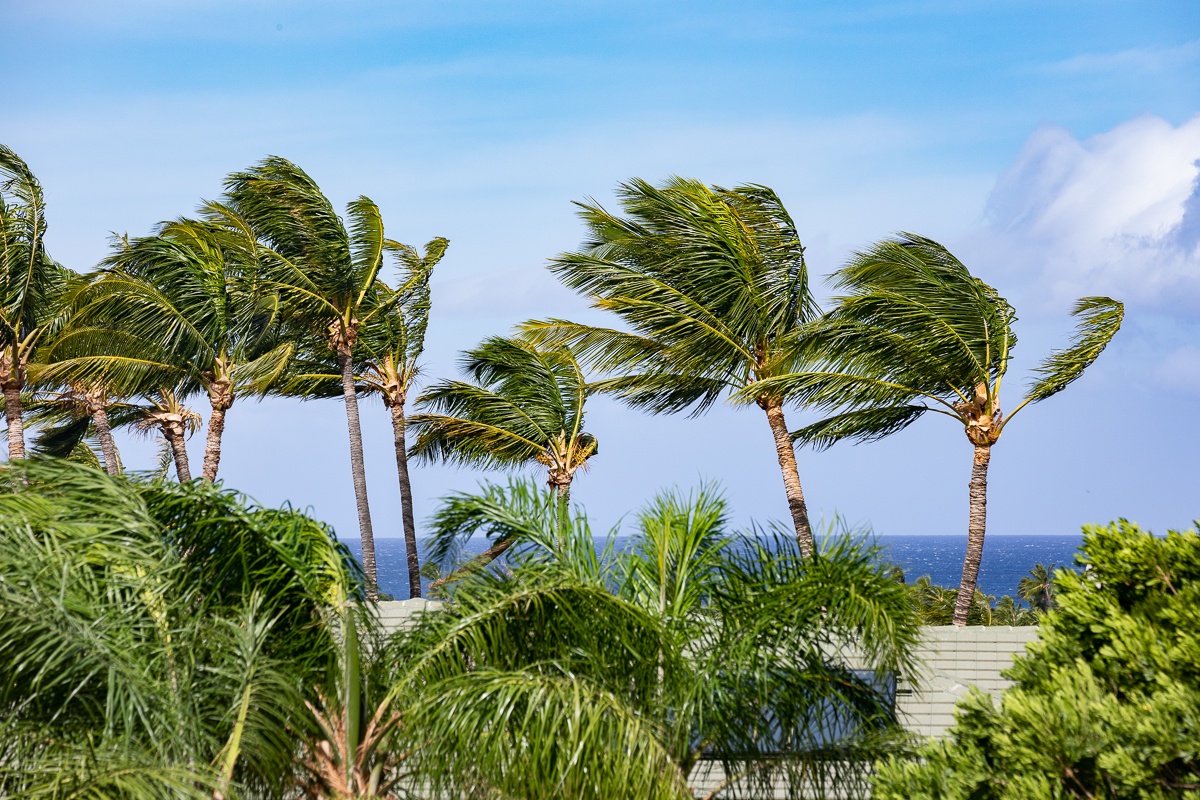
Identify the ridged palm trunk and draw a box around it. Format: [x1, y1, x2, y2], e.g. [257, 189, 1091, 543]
[163, 420, 192, 482]
[760, 397, 814, 557]
[953, 444, 992, 626]
[201, 380, 233, 483]
[90, 406, 121, 477]
[338, 344, 377, 599]
[2, 352, 25, 460]
[387, 398, 421, 599]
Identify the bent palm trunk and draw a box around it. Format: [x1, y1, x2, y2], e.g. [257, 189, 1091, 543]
[339, 346, 378, 599]
[953, 444, 992, 626]
[388, 400, 421, 599]
[762, 398, 814, 557]
[91, 406, 121, 477]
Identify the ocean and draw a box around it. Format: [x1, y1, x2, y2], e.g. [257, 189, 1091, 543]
[341, 533, 1085, 601]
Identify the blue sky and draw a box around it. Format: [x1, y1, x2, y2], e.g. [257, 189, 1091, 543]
[4, 0, 1199, 542]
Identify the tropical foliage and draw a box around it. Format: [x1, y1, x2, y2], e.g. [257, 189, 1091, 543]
[394, 480, 921, 799]
[747, 234, 1123, 623]
[523, 177, 823, 554]
[0, 458, 358, 799]
[874, 521, 1200, 799]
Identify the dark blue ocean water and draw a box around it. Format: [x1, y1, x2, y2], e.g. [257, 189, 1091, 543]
[341, 534, 1084, 601]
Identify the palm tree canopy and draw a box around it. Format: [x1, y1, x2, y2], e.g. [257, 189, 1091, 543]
[38, 212, 293, 398]
[0, 145, 71, 352]
[277, 236, 448, 402]
[523, 176, 818, 415]
[223, 157, 389, 337]
[410, 335, 596, 477]
[744, 234, 1124, 448]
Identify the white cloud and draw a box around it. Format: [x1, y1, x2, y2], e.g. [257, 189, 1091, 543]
[976, 114, 1200, 311]
[1041, 39, 1200, 76]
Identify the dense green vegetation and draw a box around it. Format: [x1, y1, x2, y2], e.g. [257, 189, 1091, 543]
[875, 521, 1200, 798]
[4, 143, 1179, 798]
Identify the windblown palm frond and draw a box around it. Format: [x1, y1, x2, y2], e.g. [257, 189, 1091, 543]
[411, 335, 597, 490]
[523, 176, 821, 551]
[742, 233, 1122, 625]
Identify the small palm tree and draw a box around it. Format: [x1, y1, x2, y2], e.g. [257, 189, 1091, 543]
[394, 485, 921, 799]
[0, 145, 77, 460]
[523, 177, 822, 554]
[24, 382, 125, 475]
[133, 388, 203, 481]
[1018, 563, 1057, 613]
[282, 237, 448, 599]
[410, 335, 598, 581]
[225, 157, 399, 595]
[749, 234, 1123, 625]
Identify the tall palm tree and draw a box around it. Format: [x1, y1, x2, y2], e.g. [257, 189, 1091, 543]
[748, 234, 1123, 625]
[0, 145, 76, 460]
[522, 177, 822, 554]
[410, 335, 598, 581]
[39, 210, 293, 483]
[283, 237, 448, 599]
[224, 157, 396, 595]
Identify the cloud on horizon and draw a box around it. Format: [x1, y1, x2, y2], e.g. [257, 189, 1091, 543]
[976, 113, 1200, 313]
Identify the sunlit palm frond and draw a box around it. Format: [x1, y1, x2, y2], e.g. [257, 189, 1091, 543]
[1020, 296, 1124, 408]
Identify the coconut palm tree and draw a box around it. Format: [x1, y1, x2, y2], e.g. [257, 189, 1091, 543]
[224, 157, 397, 595]
[282, 236, 448, 599]
[410, 335, 598, 583]
[39, 210, 293, 483]
[0, 145, 77, 460]
[522, 177, 822, 554]
[747, 234, 1123, 625]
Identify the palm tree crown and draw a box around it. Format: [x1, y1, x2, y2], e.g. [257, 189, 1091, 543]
[411, 335, 597, 495]
[523, 177, 821, 553]
[748, 233, 1123, 624]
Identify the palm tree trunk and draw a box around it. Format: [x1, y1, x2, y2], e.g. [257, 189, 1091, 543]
[762, 399, 814, 557]
[165, 426, 192, 482]
[3, 384, 24, 460]
[388, 400, 421, 599]
[338, 347, 378, 600]
[201, 404, 228, 483]
[91, 406, 121, 476]
[952, 444, 992, 626]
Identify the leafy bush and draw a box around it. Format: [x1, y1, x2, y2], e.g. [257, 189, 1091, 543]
[874, 520, 1200, 799]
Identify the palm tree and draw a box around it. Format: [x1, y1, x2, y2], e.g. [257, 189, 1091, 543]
[282, 237, 448, 599]
[410, 335, 598, 583]
[1018, 563, 1057, 613]
[522, 177, 822, 554]
[0, 145, 76, 460]
[0, 458, 359, 799]
[39, 211, 293, 483]
[393, 485, 921, 799]
[224, 157, 398, 595]
[23, 382, 125, 475]
[748, 234, 1123, 625]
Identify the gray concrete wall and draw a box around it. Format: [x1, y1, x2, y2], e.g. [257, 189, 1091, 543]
[898, 625, 1039, 739]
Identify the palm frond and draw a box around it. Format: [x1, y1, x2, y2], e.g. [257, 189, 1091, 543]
[1020, 296, 1124, 408]
[789, 405, 929, 450]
